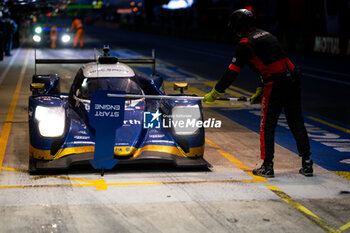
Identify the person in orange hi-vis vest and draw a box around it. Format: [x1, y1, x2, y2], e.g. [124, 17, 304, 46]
[50, 25, 58, 49]
[71, 18, 84, 48]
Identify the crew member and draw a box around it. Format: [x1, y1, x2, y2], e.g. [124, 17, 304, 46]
[71, 17, 84, 48]
[2, 9, 17, 56]
[203, 9, 313, 177]
[50, 25, 58, 49]
[0, 10, 5, 61]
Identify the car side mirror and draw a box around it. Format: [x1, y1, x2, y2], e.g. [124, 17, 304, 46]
[30, 83, 45, 91]
[173, 82, 188, 94]
[30, 83, 45, 95]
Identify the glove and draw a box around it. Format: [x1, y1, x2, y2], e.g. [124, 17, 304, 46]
[203, 88, 224, 103]
[250, 86, 263, 104]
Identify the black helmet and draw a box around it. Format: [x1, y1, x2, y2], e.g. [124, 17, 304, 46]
[228, 9, 255, 38]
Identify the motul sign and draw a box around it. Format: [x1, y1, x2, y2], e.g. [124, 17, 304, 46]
[313, 36, 350, 56]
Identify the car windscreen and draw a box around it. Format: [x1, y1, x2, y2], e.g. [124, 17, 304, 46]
[78, 77, 143, 100]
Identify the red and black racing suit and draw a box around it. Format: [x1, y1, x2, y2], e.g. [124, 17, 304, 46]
[215, 28, 311, 162]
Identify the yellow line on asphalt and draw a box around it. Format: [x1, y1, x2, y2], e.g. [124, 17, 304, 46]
[30, 173, 263, 185]
[332, 171, 350, 182]
[33, 175, 96, 184]
[1, 166, 27, 173]
[55, 177, 108, 190]
[31, 175, 108, 190]
[203, 81, 252, 96]
[308, 116, 350, 134]
[2, 120, 28, 124]
[55, 176, 108, 190]
[205, 138, 268, 182]
[0, 184, 95, 189]
[177, 67, 208, 82]
[206, 125, 349, 232]
[229, 85, 254, 96]
[0, 179, 266, 190]
[266, 185, 337, 233]
[336, 221, 350, 233]
[204, 81, 249, 97]
[0, 49, 30, 174]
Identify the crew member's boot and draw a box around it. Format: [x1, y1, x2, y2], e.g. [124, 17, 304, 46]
[299, 159, 313, 177]
[252, 161, 274, 178]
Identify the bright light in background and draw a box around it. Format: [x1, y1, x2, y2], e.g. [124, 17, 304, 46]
[162, 0, 193, 10]
[35, 26, 42, 34]
[61, 34, 71, 43]
[33, 35, 41, 43]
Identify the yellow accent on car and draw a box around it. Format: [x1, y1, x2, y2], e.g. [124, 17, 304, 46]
[114, 146, 137, 156]
[173, 82, 188, 90]
[29, 144, 95, 160]
[30, 83, 45, 91]
[30, 144, 204, 160]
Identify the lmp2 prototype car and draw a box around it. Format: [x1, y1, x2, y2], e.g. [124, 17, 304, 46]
[28, 47, 207, 172]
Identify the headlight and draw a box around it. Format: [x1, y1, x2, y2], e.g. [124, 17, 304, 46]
[171, 105, 201, 135]
[61, 34, 70, 43]
[33, 35, 41, 43]
[35, 106, 66, 137]
[34, 26, 42, 34]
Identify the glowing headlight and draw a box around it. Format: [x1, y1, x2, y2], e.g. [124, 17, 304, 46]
[35, 106, 66, 137]
[35, 26, 42, 34]
[171, 105, 201, 135]
[61, 34, 70, 43]
[33, 35, 41, 43]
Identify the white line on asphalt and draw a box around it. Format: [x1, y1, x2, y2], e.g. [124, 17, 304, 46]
[303, 73, 350, 86]
[171, 47, 350, 86]
[300, 65, 350, 77]
[170, 45, 232, 59]
[0, 49, 21, 86]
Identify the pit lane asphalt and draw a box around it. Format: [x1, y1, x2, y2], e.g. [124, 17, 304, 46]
[0, 46, 349, 233]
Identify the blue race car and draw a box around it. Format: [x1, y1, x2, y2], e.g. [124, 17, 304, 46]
[28, 47, 207, 172]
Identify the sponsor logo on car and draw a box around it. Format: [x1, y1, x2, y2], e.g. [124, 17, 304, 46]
[143, 110, 161, 129]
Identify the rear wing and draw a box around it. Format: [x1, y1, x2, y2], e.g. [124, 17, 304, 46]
[34, 49, 156, 76]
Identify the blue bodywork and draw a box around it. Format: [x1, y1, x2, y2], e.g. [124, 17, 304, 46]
[28, 59, 206, 171]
